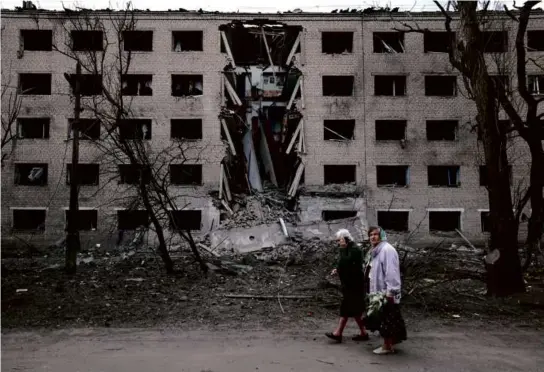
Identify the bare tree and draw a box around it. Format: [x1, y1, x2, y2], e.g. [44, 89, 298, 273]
[1, 64, 24, 166]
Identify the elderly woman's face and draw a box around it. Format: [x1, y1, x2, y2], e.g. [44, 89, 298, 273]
[369, 230, 381, 246]
[337, 237, 347, 248]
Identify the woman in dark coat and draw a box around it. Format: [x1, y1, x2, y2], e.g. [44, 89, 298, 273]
[325, 229, 369, 343]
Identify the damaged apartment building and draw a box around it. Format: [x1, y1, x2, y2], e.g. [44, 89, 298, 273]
[1, 6, 542, 250]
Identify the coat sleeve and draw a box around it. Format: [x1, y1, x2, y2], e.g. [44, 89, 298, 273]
[383, 245, 401, 297]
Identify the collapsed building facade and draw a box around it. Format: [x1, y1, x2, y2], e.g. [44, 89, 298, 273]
[1, 7, 543, 250]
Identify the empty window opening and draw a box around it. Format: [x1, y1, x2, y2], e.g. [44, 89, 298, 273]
[17, 118, 50, 139]
[424, 31, 454, 53]
[170, 164, 202, 185]
[69, 118, 101, 140]
[68, 74, 102, 96]
[66, 163, 99, 186]
[479, 165, 512, 186]
[322, 76, 354, 96]
[123, 31, 153, 51]
[14, 163, 48, 186]
[324, 164, 356, 185]
[429, 211, 461, 232]
[121, 74, 152, 96]
[117, 210, 149, 230]
[528, 75, 544, 95]
[322, 210, 357, 221]
[375, 120, 406, 140]
[171, 119, 203, 140]
[21, 30, 52, 51]
[376, 165, 409, 187]
[65, 209, 98, 231]
[172, 75, 203, 96]
[428, 166, 460, 187]
[119, 119, 152, 140]
[378, 211, 409, 232]
[374, 75, 406, 96]
[169, 210, 202, 231]
[173, 31, 203, 51]
[71, 30, 103, 51]
[481, 211, 491, 233]
[426, 120, 457, 141]
[19, 73, 51, 95]
[425, 76, 457, 96]
[373, 32, 405, 53]
[480, 31, 507, 53]
[322, 32, 353, 54]
[118, 164, 151, 185]
[13, 209, 46, 232]
[324, 120, 355, 140]
[528, 30, 544, 51]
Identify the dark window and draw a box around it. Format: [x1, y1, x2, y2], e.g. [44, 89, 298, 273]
[377, 211, 409, 232]
[322, 210, 357, 221]
[479, 165, 512, 186]
[117, 210, 149, 230]
[428, 166, 460, 187]
[172, 75, 203, 96]
[118, 164, 151, 185]
[71, 30, 103, 51]
[490, 75, 510, 91]
[19, 73, 51, 95]
[322, 32, 353, 54]
[17, 118, 50, 139]
[480, 31, 507, 53]
[119, 119, 152, 140]
[168, 210, 202, 230]
[528, 30, 544, 51]
[324, 120, 355, 140]
[375, 120, 406, 140]
[69, 118, 101, 140]
[14, 163, 48, 186]
[425, 76, 457, 96]
[323, 164, 356, 185]
[373, 32, 405, 53]
[528, 75, 544, 95]
[172, 31, 203, 51]
[66, 163, 99, 186]
[374, 76, 406, 96]
[13, 209, 46, 232]
[481, 211, 491, 233]
[65, 209, 98, 231]
[68, 74, 102, 96]
[21, 30, 52, 51]
[123, 31, 153, 51]
[170, 164, 202, 185]
[121, 74, 153, 96]
[429, 211, 461, 232]
[322, 76, 354, 96]
[376, 166, 409, 187]
[171, 119, 203, 140]
[424, 31, 454, 53]
[426, 120, 457, 141]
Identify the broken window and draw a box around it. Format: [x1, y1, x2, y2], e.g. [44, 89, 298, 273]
[170, 164, 202, 185]
[481, 211, 491, 233]
[426, 120, 457, 141]
[123, 31, 153, 51]
[121, 75, 153, 96]
[117, 210, 149, 230]
[68, 118, 101, 140]
[17, 118, 50, 139]
[168, 210, 202, 231]
[376, 166, 409, 187]
[67, 74, 102, 96]
[172, 75, 203, 96]
[425, 76, 457, 96]
[172, 31, 203, 51]
[71, 30, 103, 51]
[119, 119, 152, 140]
[424, 31, 454, 53]
[322, 210, 357, 221]
[66, 163, 99, 186]
[322, 76, 354, 96]
[323, 120, 355, 140]
[171, 119, 203, 140]
[428, 166, 460, 187]
[21, 30, 52, 51]
[377, 211, 409, 232]
[429, 211, 461, 232]
[118, 164, 151, 185]
[528, 75, 544, 95]
[19, 73, 51, 95]
[65, 209, 98, 231]
[12, 209, 46, 232]
[479, 165, 512, 186]
[323, 165, 356, 185]
[375, 120, 406, 140]
[374, 76, 406, 96]
[322, 32, 353, 54]
[14, 163, 48, 186]
[373, 32, 405, 53]
[528, 30, 544, 51]
[480, 31, 508, 53]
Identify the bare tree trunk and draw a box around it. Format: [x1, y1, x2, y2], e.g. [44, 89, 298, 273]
[524, 142, 544, 270]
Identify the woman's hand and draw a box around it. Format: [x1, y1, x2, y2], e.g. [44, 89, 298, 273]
[330, 268, 338, 276]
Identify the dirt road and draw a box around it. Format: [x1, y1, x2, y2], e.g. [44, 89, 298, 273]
[2, 322, 543, 372]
